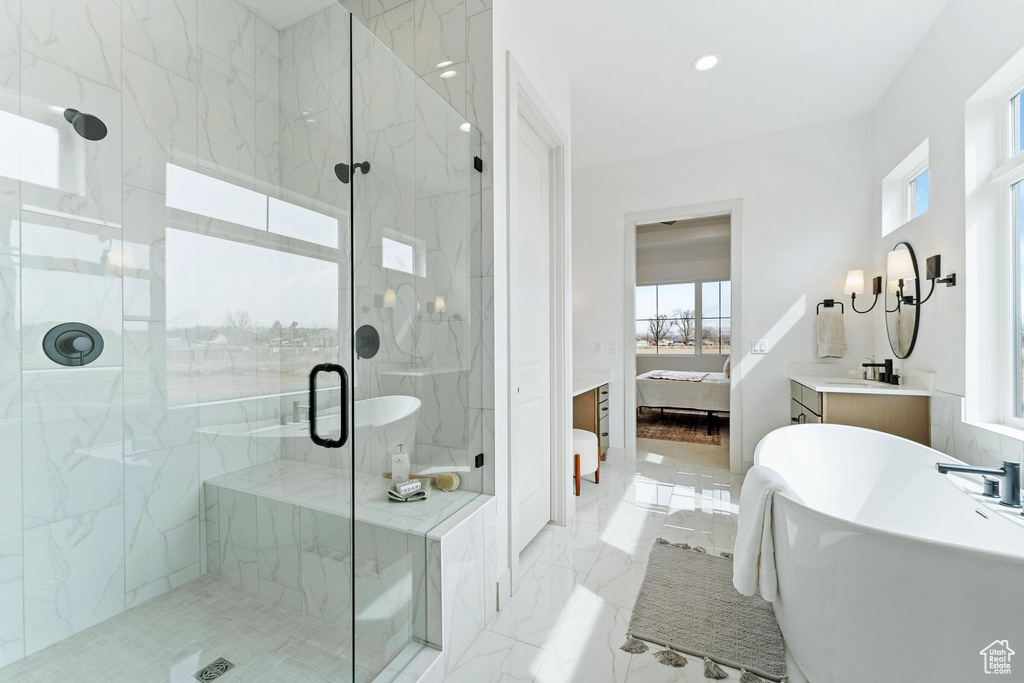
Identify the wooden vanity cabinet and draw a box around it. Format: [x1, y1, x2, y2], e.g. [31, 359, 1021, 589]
[790, 380, 930, 446]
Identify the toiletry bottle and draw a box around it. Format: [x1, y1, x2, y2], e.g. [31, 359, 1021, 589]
[391, 444, 410, 483]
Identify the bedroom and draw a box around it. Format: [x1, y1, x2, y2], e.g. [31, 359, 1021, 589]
[634, 215, 732, 469]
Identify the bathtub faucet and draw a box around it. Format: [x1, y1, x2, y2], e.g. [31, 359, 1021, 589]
[936, 459, 1022, 508]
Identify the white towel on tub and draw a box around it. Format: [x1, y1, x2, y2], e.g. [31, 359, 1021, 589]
[733, 465, 801, 602]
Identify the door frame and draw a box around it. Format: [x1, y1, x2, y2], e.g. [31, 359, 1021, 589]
[622, 200, 744, 474]
[505, 52, 571, 587]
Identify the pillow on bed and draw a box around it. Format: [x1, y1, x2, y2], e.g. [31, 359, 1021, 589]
[723, 356, 731, 378]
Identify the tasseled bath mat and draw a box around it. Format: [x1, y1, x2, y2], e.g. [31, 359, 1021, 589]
[619, 539, 787, 682]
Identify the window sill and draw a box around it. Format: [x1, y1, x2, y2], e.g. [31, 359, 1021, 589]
[965, 419, 1024, 444]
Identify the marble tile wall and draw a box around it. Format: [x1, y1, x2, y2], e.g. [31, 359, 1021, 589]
[347, 7, 493, 490]
[930, 392, 1024, 468]
[424, 496, 495, 672]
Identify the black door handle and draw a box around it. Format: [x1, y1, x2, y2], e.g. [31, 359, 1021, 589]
[309, 363, 348, 448]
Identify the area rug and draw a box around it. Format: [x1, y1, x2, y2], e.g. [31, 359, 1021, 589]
[621, 539, 787, 682]
[636, 408, 722, 445]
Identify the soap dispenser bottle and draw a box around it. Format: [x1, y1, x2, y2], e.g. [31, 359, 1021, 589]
[391, 444, 410, 483]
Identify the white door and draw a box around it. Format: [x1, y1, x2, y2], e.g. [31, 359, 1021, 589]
[512, 114, 552, 554]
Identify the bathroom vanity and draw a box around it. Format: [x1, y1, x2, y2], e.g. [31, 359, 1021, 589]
[573, 368, 611, 459]
[789, 375, 931, 445]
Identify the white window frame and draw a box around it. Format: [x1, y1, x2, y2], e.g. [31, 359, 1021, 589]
[634, 278, 730, 356]
[904, 161, 929, 222]
[996, 80, 1024, 429]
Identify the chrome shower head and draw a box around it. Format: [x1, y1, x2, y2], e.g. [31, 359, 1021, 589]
[63, 108, 107, 141]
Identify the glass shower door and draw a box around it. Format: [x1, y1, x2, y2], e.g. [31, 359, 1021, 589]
[349, 11, 483, 681]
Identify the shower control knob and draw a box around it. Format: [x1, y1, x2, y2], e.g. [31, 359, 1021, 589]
[61, 335, 94, 354]
[42, 322, 104, 367]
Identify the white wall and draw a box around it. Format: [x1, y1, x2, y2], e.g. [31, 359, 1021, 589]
[573, 116, 874, 464]
[492, 0, 572, 594]
[869, 0, 1024, 398]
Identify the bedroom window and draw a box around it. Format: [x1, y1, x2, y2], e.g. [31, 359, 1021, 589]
[635, 280, 729, 355]
[701, 280, 731, 355]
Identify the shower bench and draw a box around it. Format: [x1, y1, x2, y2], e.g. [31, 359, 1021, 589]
[202, 458, 493, 677]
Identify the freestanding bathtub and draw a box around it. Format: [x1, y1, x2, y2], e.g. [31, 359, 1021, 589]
[755, 424, 1024, 683]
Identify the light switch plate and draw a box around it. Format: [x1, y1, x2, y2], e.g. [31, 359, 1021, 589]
[595, 341, 602, 352]
[752, 339, 769, 354]
[609, 341, 617, 353]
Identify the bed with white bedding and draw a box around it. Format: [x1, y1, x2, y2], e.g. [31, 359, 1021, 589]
[635, 370, 731, 433]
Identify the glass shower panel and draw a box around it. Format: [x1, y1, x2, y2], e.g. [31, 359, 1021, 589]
[0, 0, 357, 680]
[351, 12, 483, 681]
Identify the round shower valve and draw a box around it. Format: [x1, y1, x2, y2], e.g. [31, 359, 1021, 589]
[42, 322, 104, 366]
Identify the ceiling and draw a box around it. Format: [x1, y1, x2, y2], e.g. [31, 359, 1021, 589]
[237, 0, 335, 30]
[536, 0, 951, 168]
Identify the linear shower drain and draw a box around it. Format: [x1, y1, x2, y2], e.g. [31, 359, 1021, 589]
[194, 657, 235, 681]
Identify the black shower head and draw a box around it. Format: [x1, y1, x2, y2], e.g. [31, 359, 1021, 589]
[63, 108, 107, 141]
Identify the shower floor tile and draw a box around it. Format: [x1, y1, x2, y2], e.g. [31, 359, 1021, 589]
[0, 574, 391, 683]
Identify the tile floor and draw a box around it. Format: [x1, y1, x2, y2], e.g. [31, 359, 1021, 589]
[0, 573, 382, 683]
[444, 431, 767, 683]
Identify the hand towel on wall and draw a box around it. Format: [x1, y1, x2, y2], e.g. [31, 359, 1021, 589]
[816, 310, 845, 358]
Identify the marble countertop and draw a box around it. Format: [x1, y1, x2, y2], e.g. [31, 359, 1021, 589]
[790, 374, 932, 397]
[206, 459, 479, 537]
[573, 367, 611, 396]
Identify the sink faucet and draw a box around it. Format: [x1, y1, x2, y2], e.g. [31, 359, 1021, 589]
[862, 358, 899, 385]
[936, 459, 1022, 509]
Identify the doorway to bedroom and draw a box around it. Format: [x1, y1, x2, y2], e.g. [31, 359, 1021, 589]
[633, 215, 733, 470]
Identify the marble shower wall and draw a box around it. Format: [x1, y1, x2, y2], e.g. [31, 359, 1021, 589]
[345, 0, 494, 491]
[0, 0, 352, 667]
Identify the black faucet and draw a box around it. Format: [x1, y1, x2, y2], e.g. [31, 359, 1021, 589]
[862, 358, 899, 385]
[936, 459, 1022, 509]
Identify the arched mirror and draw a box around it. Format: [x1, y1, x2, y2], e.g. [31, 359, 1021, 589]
[885, 242, 920, 358]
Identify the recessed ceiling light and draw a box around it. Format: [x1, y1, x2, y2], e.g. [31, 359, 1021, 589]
[692, 53, 720, 71]
[440, 70, 457, 79]
[460, 122, 471, 133]
[436, 60, 454, 69]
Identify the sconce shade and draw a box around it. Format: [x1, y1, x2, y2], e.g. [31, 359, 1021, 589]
[434, 295, 446, 313]
[844, 270, 865, 294]
[383, 288, 396, 309]
[887, 249, 916, 282]
[887, 279, 899, 293]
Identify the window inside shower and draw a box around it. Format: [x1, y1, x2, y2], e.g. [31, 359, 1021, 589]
[0, 1, 488, 680]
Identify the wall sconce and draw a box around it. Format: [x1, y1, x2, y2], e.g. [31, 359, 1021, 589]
[888, 250, 956, 308]
[428, 295, 446, 324]
[920, 254, 957, 300]
[378, 287, 396, 322]
[844, 269, 882, 313]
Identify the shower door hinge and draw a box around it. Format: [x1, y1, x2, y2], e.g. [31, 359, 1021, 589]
[473, 156, 483, 173]
[474, 453, 484, 468]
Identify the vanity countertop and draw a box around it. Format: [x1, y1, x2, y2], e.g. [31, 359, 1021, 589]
[573, 368, 611, 396]
[790, 374, 932, 397]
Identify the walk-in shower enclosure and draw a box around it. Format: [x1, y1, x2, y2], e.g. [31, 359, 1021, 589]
[0, 0, 492, 679]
